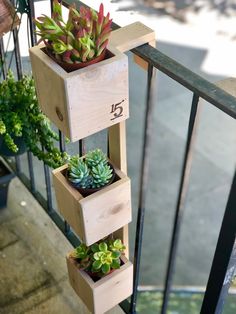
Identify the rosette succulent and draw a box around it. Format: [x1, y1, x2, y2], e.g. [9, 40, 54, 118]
[34, 0, 112, 65]
[69, 238, 125, 277]
[68, 149, 113, 190]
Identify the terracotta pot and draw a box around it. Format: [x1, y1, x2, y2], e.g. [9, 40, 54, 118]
[67, 162, 116, 197]
[43, 47, 107, 73]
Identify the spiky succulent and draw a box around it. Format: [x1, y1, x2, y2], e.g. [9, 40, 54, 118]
[68, 155, 93, 188]
[34, 0, 112, 65]
[91, 163, 113, 188]
[85, 148, 107, 168]
[68, 149, 113, 190]
[70, 238, 125, 277]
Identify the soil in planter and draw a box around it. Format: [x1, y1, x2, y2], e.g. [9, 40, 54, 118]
[42, 47, 115, 73]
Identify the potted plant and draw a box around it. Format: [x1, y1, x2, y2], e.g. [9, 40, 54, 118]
[34, 0, 112, 72]
[0, 71, 68, 168]
[66, 238, 133, 314]
[52, 148, 132, 245]
[0, 158, 15, 208]
[67, 148, 115, 196]
[29, 0, 129, 142]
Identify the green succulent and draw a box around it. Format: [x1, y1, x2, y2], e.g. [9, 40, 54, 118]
[68, 155, 93, 188]
[68, 149, 113, 190]
[109, 239, 126, 253]
[91, 242, 121, 274]
[70, 238, 125, 277]
[85, 148, 107, 168]
[91, 163, 113, 188]
[0, 71, 68, 168]
[35, 0, 112, 65]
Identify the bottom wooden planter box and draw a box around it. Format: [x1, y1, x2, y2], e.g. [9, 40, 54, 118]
[66, 254, 133, 314]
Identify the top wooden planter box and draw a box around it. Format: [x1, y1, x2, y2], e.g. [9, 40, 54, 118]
[29, 45, 129, 142]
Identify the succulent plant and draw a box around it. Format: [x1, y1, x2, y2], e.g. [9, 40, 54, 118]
[70, 238, 125, 277]
[68, 155, 93, 188]
[91, 242, 121, 274]
[109, 239, 126, 253]
[85, 148, 107, 168]
[67, 149, 113, 190]
[91, 163, 113, 188]
[0, 71, 68, 168]
[34, 0, 112, 65]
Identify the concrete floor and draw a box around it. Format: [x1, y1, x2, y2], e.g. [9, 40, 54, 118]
[0, 177, 124, 314]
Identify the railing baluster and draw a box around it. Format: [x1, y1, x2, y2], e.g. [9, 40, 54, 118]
[27, 151, 36, 193]
[201, 170, 236, 314]
[0, 39, 7, 79]
[130, 64, 156, 314]
[161, 93, 200, 314]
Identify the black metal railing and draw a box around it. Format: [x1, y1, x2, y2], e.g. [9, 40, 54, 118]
[1, 0, 236, 313]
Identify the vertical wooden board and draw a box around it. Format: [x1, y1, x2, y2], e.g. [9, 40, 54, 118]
[93, 258, 133, 314]
[108, 122, 130, 257]
[108, 122, 127, 173]
[66, 256, 95, 313]
[80, 176, 132, 245]
[66, 49, 129, 141]
[52, 165, 85, 238]
[29, 47, 70, 138]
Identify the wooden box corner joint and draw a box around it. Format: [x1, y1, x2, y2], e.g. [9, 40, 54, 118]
[109, 21, 156, 70]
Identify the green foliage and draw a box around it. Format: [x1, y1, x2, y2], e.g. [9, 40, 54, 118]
[85, 148, 107, 168]
[68, 149, 113, 189]
[35, 0, 112, 64]
[68, 155, 93, 188]
[109, 239, 126, 252]
[91, 162, 113, 188]
[0, 71, 68, 168]
[70, 238, 125, 277]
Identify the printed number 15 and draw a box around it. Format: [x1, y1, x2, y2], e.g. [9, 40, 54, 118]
[110, 100, 125, 121]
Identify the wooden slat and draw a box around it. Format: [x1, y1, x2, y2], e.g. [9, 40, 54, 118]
[109, 21, 155, 54]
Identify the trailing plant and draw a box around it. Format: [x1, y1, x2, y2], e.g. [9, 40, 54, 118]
[34, 0, 112, 64]
[68, 149, 113, 189]
[70, 238, 125, 277]
[0, 71, 68, 168]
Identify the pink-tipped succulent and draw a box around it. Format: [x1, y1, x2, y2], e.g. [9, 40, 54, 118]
[34, 0, 112, 64]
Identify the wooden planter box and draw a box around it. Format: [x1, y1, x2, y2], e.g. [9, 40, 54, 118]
[29, 45, 129, 142]
[52, 162, 131, 245]
[0, 0, 20, 38]
[66, 254, 133, 314]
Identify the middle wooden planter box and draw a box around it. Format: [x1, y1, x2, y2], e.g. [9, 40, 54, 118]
[52, 162, 132, 245]
[29, 45, 129, 142]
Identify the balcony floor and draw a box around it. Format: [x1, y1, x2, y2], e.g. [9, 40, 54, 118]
[0, 177, 123, 314]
